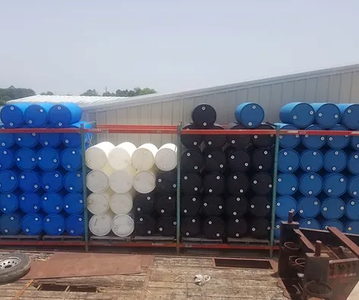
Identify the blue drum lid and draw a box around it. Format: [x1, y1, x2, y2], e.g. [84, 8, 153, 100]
[41, 171, 63, 192]
[297, 197, 320, 218]
[275, 196, 298, 219]
[323, 173, 347, 197]
[0, 193, 18, 214]
[0, 148, 14, 170]
[347, 152, 359, 174]
[345, 221, 359, 234]
[0, 213, 22, 234]
[21, 213, 43, 235]
[321, 219, 344, 232]
[19, 193, 41, 213]
[235, 102, 265, 128]
[277, 173, 298, 196]
[299, 149, 324, 172]
[274, 219, 285, 239]
[15, 148, 37, 170]
[62, 121, 92, 147]
[0, 103, 29, 128]
[66, 214, 84, 236]
[279, 103, 315, 128]
[299, 173, 323, 196]
[327, 125, 350, 149]
[345, 199, 359, 220]
[299, 218, 320, 230]
[275, 123, 301, 148]
[312, 103, 341, 129]
[301, 125, 326, 149]
[348, 176, 359, 197]
[48, 103, 82, 128]
[64, 193, 84, 214]
[0, 170, 18, 192]
[24, 103, 53, 127]
[0, 131, 14, 148]
[337, 104, 359, 130]
[323, 149, 347, 172]
[321, 197, 345, 219]
[43, 214, 66, 235]
[41, 193, 63, 214]
[15, 130, 38, 148]
[60, 148, 82, 171]
[37, 148, 60, 171]
[351, 136, 359, 150]
[39, 133, 61, 148]
[18, 171, 41, 192]
[63, 171, 83, 192]
[278, 149, 300, 173]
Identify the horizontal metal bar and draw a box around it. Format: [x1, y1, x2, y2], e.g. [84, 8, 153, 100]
[280, 129, 358, 136]
[181, 129, 277, 135]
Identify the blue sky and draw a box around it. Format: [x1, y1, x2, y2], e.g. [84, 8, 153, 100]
[0, 0, 358, 95]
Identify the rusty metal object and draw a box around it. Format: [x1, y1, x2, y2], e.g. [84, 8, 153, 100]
[329, 227, 359, 258]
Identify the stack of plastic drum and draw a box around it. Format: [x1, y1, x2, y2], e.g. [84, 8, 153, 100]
[0, 102, 89, 237]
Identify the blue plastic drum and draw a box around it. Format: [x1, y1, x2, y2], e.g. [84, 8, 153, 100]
[321, 220, 344, 232]
[66, 214, 84, 236]
[337, 104, 359, 130]
[24, 103, 54, 127]
[277, 173, 298, 196]
[21, 213, 43, 235]
[48, 103, 82, 128]
[41, 171, 63, 193]
[275, 196, 298, 219]
[301, 125, 326, 149]
[274, 219, 285, 239]
[323, 173, 347, 197]
[275, 123, 300, 148]
[63, 171, 83, 193]
[0, 170, 18, 192]
[321, 197, 345, 219]
[15, 148, 37, 170]
[0, 148, 14, 170]
[18, 171, 41, 192]
[278, 149, 299, 173]
[345, 221, 359, 234]
[280, 102, 315, 129]
[0, 213, 22, 235]
[299, 173, 323, 196]
[39, 132, 61, 148]
[311, 103, 341, 129]
[348, 175, 359, 197]
[14, 127, 38, 148]
[235, 103, 265, 128]
[62, 121, 92, 147]
[64, 193, 84, 214]
[345, 199, 359, 220]
[0, 103, 30, 128]
[347, 152, 359, 174]
[351, 136, 359, 150]
[19, 193, 41, 213]
[43, 214, 66, 235]
[0, 193, 18, 214]
[327, 124, 350, 149]
[41, 193, 63, 214]
[299, 218, 320, 230]
[297, 197, 320, 218]
[60, 148, 82, 171]
[37, 148, 60, 171]
[299, 149, 324, 172]
[324, 149, 347, 172]
[0, 127, 15, 148]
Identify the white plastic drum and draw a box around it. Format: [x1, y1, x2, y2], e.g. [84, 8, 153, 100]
[111, 214, 135, 237]
[131, 143, 158, 171]
[108, 142, 137, 170]
[89, 212, 114, 236]
[85, 142, 114, 170]
[133, 171, 156, 194]
[109, 191, 135, 215]
[109, 165, 136, 193]
[155, 143, 177, 171]
[87, 190, 113, 215]
[86, 166, 113, 193]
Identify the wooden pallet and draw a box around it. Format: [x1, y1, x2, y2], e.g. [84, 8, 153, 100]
[0, 234, 42, 241]
[133, 235, 175, 242]
[182, 237, 224, 244]
[227, 237, 270, 245]
[42, 235, 84, 242]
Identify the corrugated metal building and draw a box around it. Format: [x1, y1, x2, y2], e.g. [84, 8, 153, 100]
[11, 64, 359, 147]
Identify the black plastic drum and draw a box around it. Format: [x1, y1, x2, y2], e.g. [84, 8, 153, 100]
[225, 195, 248, 217]
[225, 123, 252, 148]
[181, 216, 201, 237]
[226, 172, 249, 196]
[133, 193, 155, 214]
[192, 104, 217, 128]
[157, 216, 177, 236]
[203, 217, 226, 239]
[252, 148, 273, 172]
[203, 124, 226, 148]
[249, 196, 271, 217]
[155, 195, 176, 216]
[181, 195, 201, 216]
[203, 148, 226, 172]
[135, 214, 156, 236]
[181, 172, 202, 195]
[181, 123, 203, 148]
[250, 172, 273, 195]
[227, 148, 251, 172]
[249, 218, 270, 239]
[202, 195, 224, 217]
[252, 123, 275, 148]
[226, 217, 248, 238]
[202, 172, 225, 195]
[156, 170, 177, 194]
[181, 149, 204, 172]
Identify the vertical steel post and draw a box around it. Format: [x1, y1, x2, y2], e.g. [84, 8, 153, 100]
[176, 122, 182, 254]
[80, 124, 89, 251]
[270, 126, 280, 258]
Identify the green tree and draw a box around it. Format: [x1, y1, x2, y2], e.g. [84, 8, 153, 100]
[102, 91, 116, 96]
[40, 91, 54, 95]
[0, 86, 36, 105]
[81, 89, 99, 96]
[115, 87, 156, 97]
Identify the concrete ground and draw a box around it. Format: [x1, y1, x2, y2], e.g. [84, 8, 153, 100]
[349, 282, 359, 299]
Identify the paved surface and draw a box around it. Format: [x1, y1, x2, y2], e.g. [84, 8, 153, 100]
[348, 282, 359, 299]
